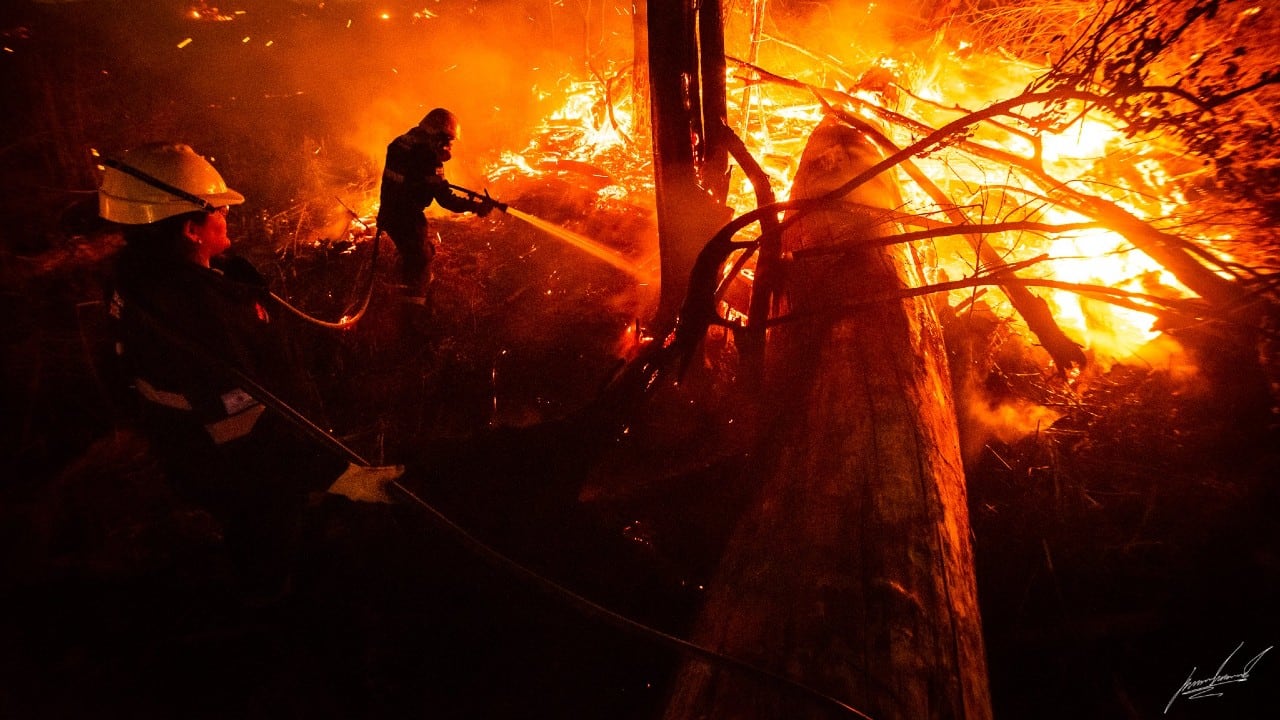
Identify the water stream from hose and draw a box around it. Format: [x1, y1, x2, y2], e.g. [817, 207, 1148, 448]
[505, 206, 649, 281]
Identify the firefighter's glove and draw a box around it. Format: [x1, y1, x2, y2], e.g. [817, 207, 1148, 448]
[327, 462, 403, 504]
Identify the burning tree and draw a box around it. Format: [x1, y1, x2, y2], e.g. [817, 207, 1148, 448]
[660, 0, 1280, 370]
[613, 0, 1280, 718]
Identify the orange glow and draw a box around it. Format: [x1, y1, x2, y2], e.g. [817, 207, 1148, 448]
[725, 40, 1208, 367]
[490, 68, 647, 201]
[322, 8, 1215, 374]
[487, 36, 1202, 368]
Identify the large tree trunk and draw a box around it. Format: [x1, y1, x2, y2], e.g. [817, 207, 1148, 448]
[662, 117, 992, 720]
[647, 0, 733, 332]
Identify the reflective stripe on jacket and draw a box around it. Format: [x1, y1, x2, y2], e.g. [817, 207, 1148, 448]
[134, 376, 265, 444]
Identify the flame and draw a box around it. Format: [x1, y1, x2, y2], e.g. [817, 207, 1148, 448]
[491, 71, 646, 199]
[317, 9, 1215, 375]
[503, 42, 1204, 370]
[739, 44, 1206, 367]
[548, 81, 633, 156]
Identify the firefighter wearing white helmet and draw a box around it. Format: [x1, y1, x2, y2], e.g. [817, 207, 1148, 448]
[99, 142, 245, 225]
[377, 107, 496, 306]
[100, 142, 401, 598]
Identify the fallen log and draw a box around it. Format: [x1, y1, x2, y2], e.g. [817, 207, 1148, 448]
[662, 116, 991, 720]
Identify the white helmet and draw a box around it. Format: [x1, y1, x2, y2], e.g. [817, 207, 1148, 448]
[98, 142, 245, 224]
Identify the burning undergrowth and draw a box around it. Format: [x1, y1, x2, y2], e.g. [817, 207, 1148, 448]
[241, 169, 656, 445]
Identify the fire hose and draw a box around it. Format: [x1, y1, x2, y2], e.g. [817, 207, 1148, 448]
[127, 301, 875, 720]
[276, 186, 503, 330]
[269, 198, 382, 331]
[101, 155, 379, 332]
[107, 151, 512, 332]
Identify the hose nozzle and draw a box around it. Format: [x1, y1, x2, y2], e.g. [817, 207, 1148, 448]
[449, 183, 507, 213]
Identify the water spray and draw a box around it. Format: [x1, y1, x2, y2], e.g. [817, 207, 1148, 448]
[449, 183, 648, 280]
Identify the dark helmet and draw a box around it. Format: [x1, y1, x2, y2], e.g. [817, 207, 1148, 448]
[418, 108, 460, 140]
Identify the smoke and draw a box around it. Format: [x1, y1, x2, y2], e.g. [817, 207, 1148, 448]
[955, 332, 1201, 463]
[270, 2, 635, 176]
[959, 390, 1061, 463]
[48, 1, 636, 209]
[745, 0, 936, 70]
[270, 3, 577, 174]
[62, 0, 932, 203]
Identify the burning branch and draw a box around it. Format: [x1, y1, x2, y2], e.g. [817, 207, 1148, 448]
[827, 105, 1088, 372]
[767, 266, 1214, 336]
[713, 119, 781, 356]
[789, 217, 1103, 255]
[730, 44, 1275, 328]
[585, 0, 1279, 388]
[586, 61, 637, 149]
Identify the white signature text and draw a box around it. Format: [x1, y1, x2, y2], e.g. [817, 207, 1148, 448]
[1164, 642, 1272, 714]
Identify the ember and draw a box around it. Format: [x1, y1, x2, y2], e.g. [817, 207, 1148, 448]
[188, 3, 238, 23]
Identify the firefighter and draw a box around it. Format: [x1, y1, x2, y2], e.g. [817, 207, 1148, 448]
[376, 107, 498, 305]
[100, 142, 400, 598]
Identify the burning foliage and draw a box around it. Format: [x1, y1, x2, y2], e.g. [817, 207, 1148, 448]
[623, 0, 1280, 463]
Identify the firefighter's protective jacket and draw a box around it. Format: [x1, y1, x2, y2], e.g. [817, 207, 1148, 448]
[376, 127, 486, 222]
[108, 246, 304, 446]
